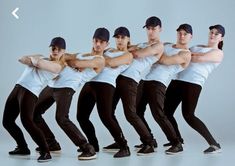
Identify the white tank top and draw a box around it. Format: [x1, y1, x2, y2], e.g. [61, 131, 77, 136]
[17, 65, 58, 97]
[121, 43, 159, 83]
[177, 46, 220, 86]
[48, 54, 97, 91]
[91, 50, 129, 87]
[144, 43, 184, 87]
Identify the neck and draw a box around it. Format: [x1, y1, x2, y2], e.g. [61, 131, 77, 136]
[117, 47, 128, 52]
[174, 43, 188, 49]
[91, 49, 103, 56]
[148, 37, 160, 45]
[207, 41, 219, 49]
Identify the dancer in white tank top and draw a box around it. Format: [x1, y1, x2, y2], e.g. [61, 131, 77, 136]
[2, 37, 66, 162]
[164, 24, 225, 154]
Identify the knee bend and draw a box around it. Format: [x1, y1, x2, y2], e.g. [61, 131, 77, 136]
[21, 117, 34, 130]
[33, 114, 43, 123]
[2, 118, 11, 129]
[55, 116, 67, 126]
[125, 113, 137, 123]
[183, 113, 195, 122]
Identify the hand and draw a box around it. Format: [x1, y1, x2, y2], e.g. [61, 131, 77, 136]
[131, 50, 138, 58]
[30, 56, 41, 66]
[18, 56, 33, 66]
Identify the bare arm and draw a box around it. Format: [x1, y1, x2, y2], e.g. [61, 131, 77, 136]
[67, 56, 105, 73]
[105, 52, 133, 68]
[31, 57, 63, 74]
[131, 42, 164, 59]
[158, 50, 191, 68]
[191, 49, 223, 63]
[18, 56, 33, 66]
[64, 53, 78, 61]
[18, 54, 43, 66]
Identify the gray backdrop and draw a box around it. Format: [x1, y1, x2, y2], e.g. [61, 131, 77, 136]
[0, 0, 234, 147]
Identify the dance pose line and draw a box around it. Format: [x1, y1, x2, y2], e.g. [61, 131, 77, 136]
[2, 18, 225, 163]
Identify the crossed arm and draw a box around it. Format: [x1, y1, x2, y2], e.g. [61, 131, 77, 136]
[158, 50, 191, 68]
[191, 49, 223, 63]
[129, 42, 164, 60]
[66, 56, 105, 73]
[104, 51, 133, 68]
[18, 54, 63, 74]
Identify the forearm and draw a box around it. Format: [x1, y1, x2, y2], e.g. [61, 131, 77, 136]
[18, 56, 33, 66]
[32, 58, 62, 74]
[191, 55, 222, 63]
[106, 53, 133, 67]
[68, 57, 104, 69]
[158, 55, 177, 65]
[133, 43, 163, 59]
[159, 51, 190, 65]
[64, 53, 78, 61]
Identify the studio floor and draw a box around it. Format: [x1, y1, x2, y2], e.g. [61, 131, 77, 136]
[0, 141, 233, 166]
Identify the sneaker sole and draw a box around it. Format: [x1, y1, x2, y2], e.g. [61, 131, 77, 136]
[204, 149, 222, 154]
[78, 154, 97, 160]
[37, 158, 52, 162]
[165, 150, 183, 155]
[135, 147, 157, 151]
[36, 150, 61, 154]
[9, 153, 30, 156]
[103, 149, 120, 153]
[137, 151, 155, 156]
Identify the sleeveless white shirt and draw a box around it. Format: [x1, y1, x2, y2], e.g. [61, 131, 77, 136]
[144, 43, 184, 87]
[48, 54, 98, 91]
[17, 65, 58, 97]
[177, 46, 220, 86]
[121, 43, 159, 83]
[91, 50, 129, 87]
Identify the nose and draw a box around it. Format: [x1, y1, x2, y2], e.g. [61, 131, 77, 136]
[96, 41, 101, 46]
[117, 38, 122, 42]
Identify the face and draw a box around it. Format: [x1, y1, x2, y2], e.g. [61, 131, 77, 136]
[50, 46, 65, 60]
[93, 38, 108, 52]
[115, 35, 130, 50]
[146, 25, 161, 40]
[176, 30, 192, 45]
[208, 28, 223, 44]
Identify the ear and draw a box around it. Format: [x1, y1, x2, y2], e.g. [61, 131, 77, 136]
[190, 34, 193, 40]
[220, 36, 224, 42]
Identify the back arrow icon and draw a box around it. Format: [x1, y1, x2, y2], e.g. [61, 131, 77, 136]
[12, 7, 19, 19]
